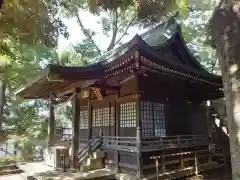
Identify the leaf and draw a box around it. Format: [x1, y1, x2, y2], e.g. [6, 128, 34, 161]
[176, 0, 189, 18]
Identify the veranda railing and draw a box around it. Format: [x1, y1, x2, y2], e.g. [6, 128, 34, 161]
[101, 129, 209, 152]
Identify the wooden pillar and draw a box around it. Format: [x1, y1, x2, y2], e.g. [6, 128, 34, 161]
[88, 88, 93, 156]
[135, 64, 141, 131]
[160, 151, 165, 173]
[115, 93, 120, 172]
[88, 88, 92, 141]
[48, 93, 55, 147]
[180, 149, 184, 168]
[108, 102, 112, 136]
[155, 158, 159, 180]
[136, 127, 142, 179]
[223, 149, 228, 167]
[205, 104, 212, 140]
[71, 90, 80, 169]
[194, 151, 198, 176]
[135, 72, 143, 178]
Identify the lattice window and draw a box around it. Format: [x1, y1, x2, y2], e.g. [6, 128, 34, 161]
[141, 102, 166, 137]
[154, 103, 166, 137]
[120, 102, 136, 127]
[92, 107, 113, 127]
[93, 109, 101, 127]
[80, 110, 88, 129]
[110, 106, 115, 126]
[92, 109, 96, 126]
[102, 108, 110, 127]
[141, 101, 154, 137]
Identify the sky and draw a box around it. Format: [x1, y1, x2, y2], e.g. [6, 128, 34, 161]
[57, 10, 146, 52]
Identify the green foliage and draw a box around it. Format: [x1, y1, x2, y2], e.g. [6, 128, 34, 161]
[73, 39, 101, 60]
[1, 0, 68, 47]
[1, 42, 51, 158]
[180, 6, 220, 74]
[0, 0, 69, 159]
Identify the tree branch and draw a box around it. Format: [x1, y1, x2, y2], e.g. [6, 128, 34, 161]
[74, 11, 102, 55]
[107, 9, 118, 51]
[113, 14, 137, 47]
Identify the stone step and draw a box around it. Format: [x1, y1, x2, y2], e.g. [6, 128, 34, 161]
[81, 164, 90, 172]
[92, 151, 105, 159]
[80, 158, 104, 172]
[87, 158, 104, 169]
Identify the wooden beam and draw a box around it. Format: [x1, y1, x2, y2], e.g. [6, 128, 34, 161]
[56, 88, 75, 98]
[55, 80, 95, 98]
[48, 93, 55, 147]
[71, 89, 81, 169]
[90, 83, 120, 92]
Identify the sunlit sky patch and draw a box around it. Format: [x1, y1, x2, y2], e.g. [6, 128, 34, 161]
[57, 10, 146, 52]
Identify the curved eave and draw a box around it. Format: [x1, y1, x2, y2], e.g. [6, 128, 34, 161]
[141, 19, 221, 85]
[15, 40, 139, 99]
[134, 35, 222, 86]
[175, 25, 216, 75]
[15, 63, 105, 99]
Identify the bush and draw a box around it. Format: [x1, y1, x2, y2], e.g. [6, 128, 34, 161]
[0, 156, 19, 166]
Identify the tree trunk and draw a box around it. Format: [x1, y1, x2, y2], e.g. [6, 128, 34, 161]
[210, 1, 240, 179]
[0, 79, 6, 130]
[217, 49, 240, 179]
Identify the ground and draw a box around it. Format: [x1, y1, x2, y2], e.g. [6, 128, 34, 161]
[0, 173, 25, 180]
[0, 164, 231, 180]
[182, 168, 231, 180]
